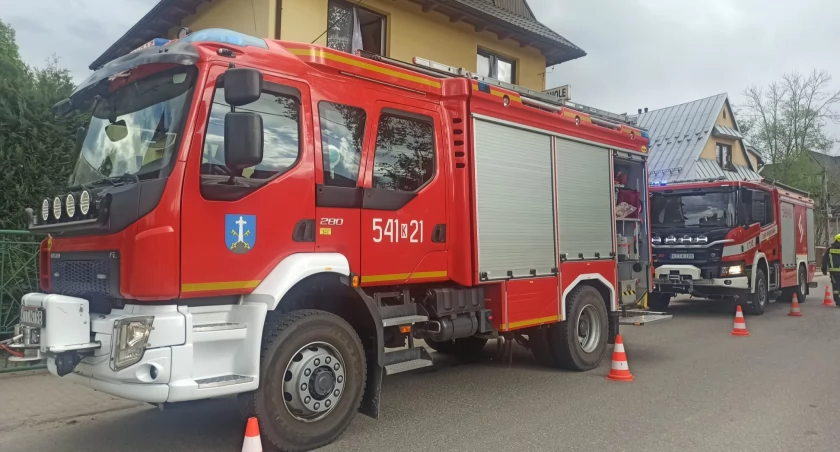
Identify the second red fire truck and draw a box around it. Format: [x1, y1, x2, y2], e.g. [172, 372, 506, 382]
[10, 29, 653, 451]
[649, 178, 817, 314]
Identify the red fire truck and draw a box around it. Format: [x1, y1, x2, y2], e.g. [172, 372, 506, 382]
[649, 178, 818, 314]
[9, 29, 653, 451]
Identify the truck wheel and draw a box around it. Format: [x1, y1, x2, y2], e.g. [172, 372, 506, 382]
[743, 269, 768, 315]
[239, 309, 366, 452]
[424, 337, 488, 355]
[796, 265, 808, 302]
[548, 285, 609, 371]
[647, 293, 672, 311]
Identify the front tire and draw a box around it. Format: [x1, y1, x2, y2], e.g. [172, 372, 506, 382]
[647, 293, 672, 311]
[239, 309, 366, 452]
[743, 269, 768, 315]
[547, 285, 609, 371]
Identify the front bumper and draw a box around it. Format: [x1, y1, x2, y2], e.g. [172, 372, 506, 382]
[8, 293, 266, 403]
[653, 264, 749, 294]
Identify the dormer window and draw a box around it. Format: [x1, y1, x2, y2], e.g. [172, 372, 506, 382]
[716, 143, 734, 170]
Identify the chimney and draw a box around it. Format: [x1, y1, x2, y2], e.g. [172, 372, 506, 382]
[644, 107, 649, 113]
[638, 109, 642, 114]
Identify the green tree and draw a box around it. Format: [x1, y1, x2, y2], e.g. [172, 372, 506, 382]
[739, 70, 840, 244]
[0, 19, 83, 229]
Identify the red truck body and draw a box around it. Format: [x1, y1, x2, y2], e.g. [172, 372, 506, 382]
[13, 29, 653, 451]
[649, 179, 816, 314]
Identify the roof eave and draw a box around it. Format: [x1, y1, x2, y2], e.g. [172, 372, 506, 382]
[90, 0, 207, 70]
[91, 0, 585, 70]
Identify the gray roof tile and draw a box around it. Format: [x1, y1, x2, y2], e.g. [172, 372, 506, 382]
[637, 93, 758, 183]
[445, 0, 583, 52]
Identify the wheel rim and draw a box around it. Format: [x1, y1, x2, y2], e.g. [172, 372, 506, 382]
[282, 342, 346, 423]
[577, 305, 601, 353]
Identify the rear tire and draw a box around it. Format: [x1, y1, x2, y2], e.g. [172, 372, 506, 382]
[424, 337, 488, 356]
[239, 309, 366, 452]
[547, 285, 609, 371]
[743, 269, 768, 315]
[647, 293, 672, 311]
[796, 265, 808, 302]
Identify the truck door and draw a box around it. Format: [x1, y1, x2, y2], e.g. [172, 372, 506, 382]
[179, 68, 316, 297]
[359, 102, 448, 286]
[314, 101, 368, 270]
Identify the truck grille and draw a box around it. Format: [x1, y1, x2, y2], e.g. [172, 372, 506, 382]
[50, 252, 120, 300]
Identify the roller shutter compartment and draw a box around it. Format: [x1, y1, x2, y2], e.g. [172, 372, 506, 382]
[554, 138, 613, 260]
[473, 119, 556, 280]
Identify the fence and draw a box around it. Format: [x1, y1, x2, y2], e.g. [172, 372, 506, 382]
[0, 230, 45, 372]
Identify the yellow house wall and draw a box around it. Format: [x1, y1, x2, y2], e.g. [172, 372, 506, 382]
[167, 0, 275, 41]
[166, 0, 549, 90]
[280, 0, 548, 90]
[699, 102, 750, 167]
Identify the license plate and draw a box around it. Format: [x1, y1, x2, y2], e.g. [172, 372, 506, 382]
[670, 253, 694, 259]
[20, 306, 45, 328]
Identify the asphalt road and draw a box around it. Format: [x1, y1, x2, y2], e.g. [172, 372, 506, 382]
[3, 276, 840, 452]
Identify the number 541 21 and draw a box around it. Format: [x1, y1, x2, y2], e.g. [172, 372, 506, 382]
[372, 218, 424, 243]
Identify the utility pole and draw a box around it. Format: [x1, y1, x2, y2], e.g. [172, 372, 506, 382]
[823, 167, 831, 246]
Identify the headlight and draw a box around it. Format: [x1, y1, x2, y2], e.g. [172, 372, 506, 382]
[111, 316, 154, 371]
[651, 236, 662, 244]
[721, 265, 744, 276]
[79, 190, 91, 215]
[65, 193, 76, 218]
[52, 196, 62, 220]
[695, 235, 708, 244]
[41, 198, 50, 222]
[665, 235, 677, 244]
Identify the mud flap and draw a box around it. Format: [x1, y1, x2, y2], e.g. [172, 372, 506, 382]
[608, 311, 618, 345]
[359, 363, 383, 419]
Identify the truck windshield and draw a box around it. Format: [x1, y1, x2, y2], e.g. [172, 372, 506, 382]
[651, 191, 737, 228]
[67, 66, 197, 187]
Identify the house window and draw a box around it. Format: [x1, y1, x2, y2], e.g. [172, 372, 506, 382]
[327, 0, 386, 56]
[477, 50, 516, 84]
[372, 112, 435, 192]
[716, 143, 733, 170]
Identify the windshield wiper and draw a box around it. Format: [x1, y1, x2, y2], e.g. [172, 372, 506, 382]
[87, 173, 140, 187]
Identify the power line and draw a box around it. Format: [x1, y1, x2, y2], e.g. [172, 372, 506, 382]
[311, 0, 365, 44]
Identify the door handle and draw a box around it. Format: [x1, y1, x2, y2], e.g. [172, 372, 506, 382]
[293, 219, 315, 242]
[431, 224, 446, 243]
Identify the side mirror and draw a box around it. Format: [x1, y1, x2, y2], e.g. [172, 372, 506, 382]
[223, 68, 262, 106]
[224, 111, 263, 171]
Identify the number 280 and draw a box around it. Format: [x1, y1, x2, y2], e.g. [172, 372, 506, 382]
[372, 218, 424, 243]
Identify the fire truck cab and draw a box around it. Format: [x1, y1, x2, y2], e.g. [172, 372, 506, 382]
[10, 28, 655, 451]
[649, 178, 818, 314]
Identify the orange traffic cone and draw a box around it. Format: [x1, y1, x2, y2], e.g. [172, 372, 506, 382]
[731, 305, 750, 336]
[242, 417, 263, 452]
[606, 334, 634, 382]
[788, 293, 802, 316]
[823, 286, 835, 307]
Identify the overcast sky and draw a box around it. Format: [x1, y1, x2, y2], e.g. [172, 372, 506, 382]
[4, 0, 840, 149]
